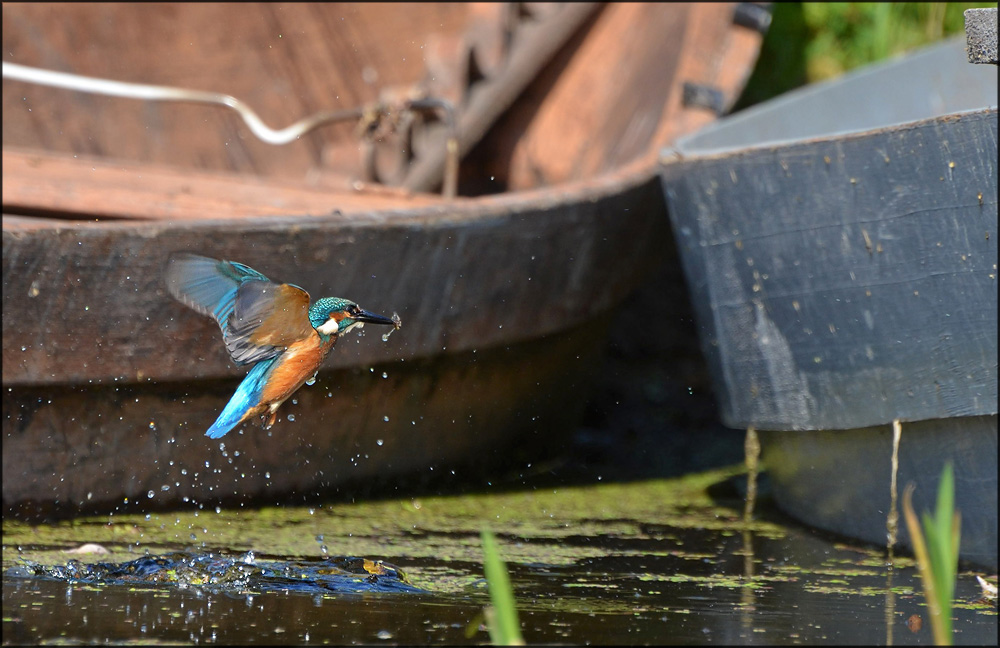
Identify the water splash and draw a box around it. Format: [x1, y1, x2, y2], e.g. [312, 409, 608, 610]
[10, 551, 422, 594]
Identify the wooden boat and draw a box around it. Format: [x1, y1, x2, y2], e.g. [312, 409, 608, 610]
[659, 37, 998, 568]
[2, 3, 766, 516]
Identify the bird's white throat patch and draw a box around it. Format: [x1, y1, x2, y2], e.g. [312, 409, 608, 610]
[317, 318, 363, 337]
[317, 317, 340, 336]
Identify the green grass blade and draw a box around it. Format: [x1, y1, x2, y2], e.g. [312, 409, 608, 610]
[921, 463, 960, 641]
[481, 529, 525, 646]
[908, 462, 961, 645]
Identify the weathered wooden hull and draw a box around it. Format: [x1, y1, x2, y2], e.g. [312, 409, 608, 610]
[2, 167, 670, 516]
[3, 311, 612, 518]
[2, 3, 766, 515]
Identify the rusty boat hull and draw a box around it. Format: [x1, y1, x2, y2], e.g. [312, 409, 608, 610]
[2, 3, 765, 515]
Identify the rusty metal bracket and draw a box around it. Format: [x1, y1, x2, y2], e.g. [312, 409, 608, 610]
[732, 2, 772, 34]
[358, 94, 459, 199]
[400, 3, 602, 194]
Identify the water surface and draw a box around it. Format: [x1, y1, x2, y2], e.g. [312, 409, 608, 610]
[3, 468, 996, 644]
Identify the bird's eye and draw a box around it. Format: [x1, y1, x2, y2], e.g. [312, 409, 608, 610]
[348, 305, 361, 316]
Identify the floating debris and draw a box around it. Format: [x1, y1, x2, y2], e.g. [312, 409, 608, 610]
[976, 574, 997, 601]
[65, 543, 110, 555]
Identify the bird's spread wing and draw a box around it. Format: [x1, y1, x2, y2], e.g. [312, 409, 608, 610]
[227, 282, 315, 364]
[166, 255, 268, 321]
[166, 254, 316, 365]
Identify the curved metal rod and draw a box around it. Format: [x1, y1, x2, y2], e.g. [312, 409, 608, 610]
[3, 62, 363, 146]
[3, 61, 460, 197]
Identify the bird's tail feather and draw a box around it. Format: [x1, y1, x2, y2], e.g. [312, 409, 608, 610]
[205, 359, 275, 439]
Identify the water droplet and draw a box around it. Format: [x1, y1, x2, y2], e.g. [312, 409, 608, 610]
[376, 439, 384, 446]
[383, 415, 389, 422]
[147, 490, 155, 499]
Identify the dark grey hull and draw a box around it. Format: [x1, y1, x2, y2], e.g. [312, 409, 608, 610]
[660, 38, 998, 568]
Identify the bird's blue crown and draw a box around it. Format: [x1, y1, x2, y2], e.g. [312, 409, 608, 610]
[308, 297, 356, 330]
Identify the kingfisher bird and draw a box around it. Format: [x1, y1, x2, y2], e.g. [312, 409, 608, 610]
[165, 253, 400, 439]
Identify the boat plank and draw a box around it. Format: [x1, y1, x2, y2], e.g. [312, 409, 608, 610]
[3, 162, 668, 387]
[2, 150, 440, 224]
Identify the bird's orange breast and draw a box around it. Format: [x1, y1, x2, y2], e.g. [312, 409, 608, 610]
[259, 333, 336, 406]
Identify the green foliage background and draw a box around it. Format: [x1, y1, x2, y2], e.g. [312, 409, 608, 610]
[736, 2, 995, 110]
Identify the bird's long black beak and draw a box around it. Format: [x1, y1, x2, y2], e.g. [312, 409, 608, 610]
[356, 309, 401, 329]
